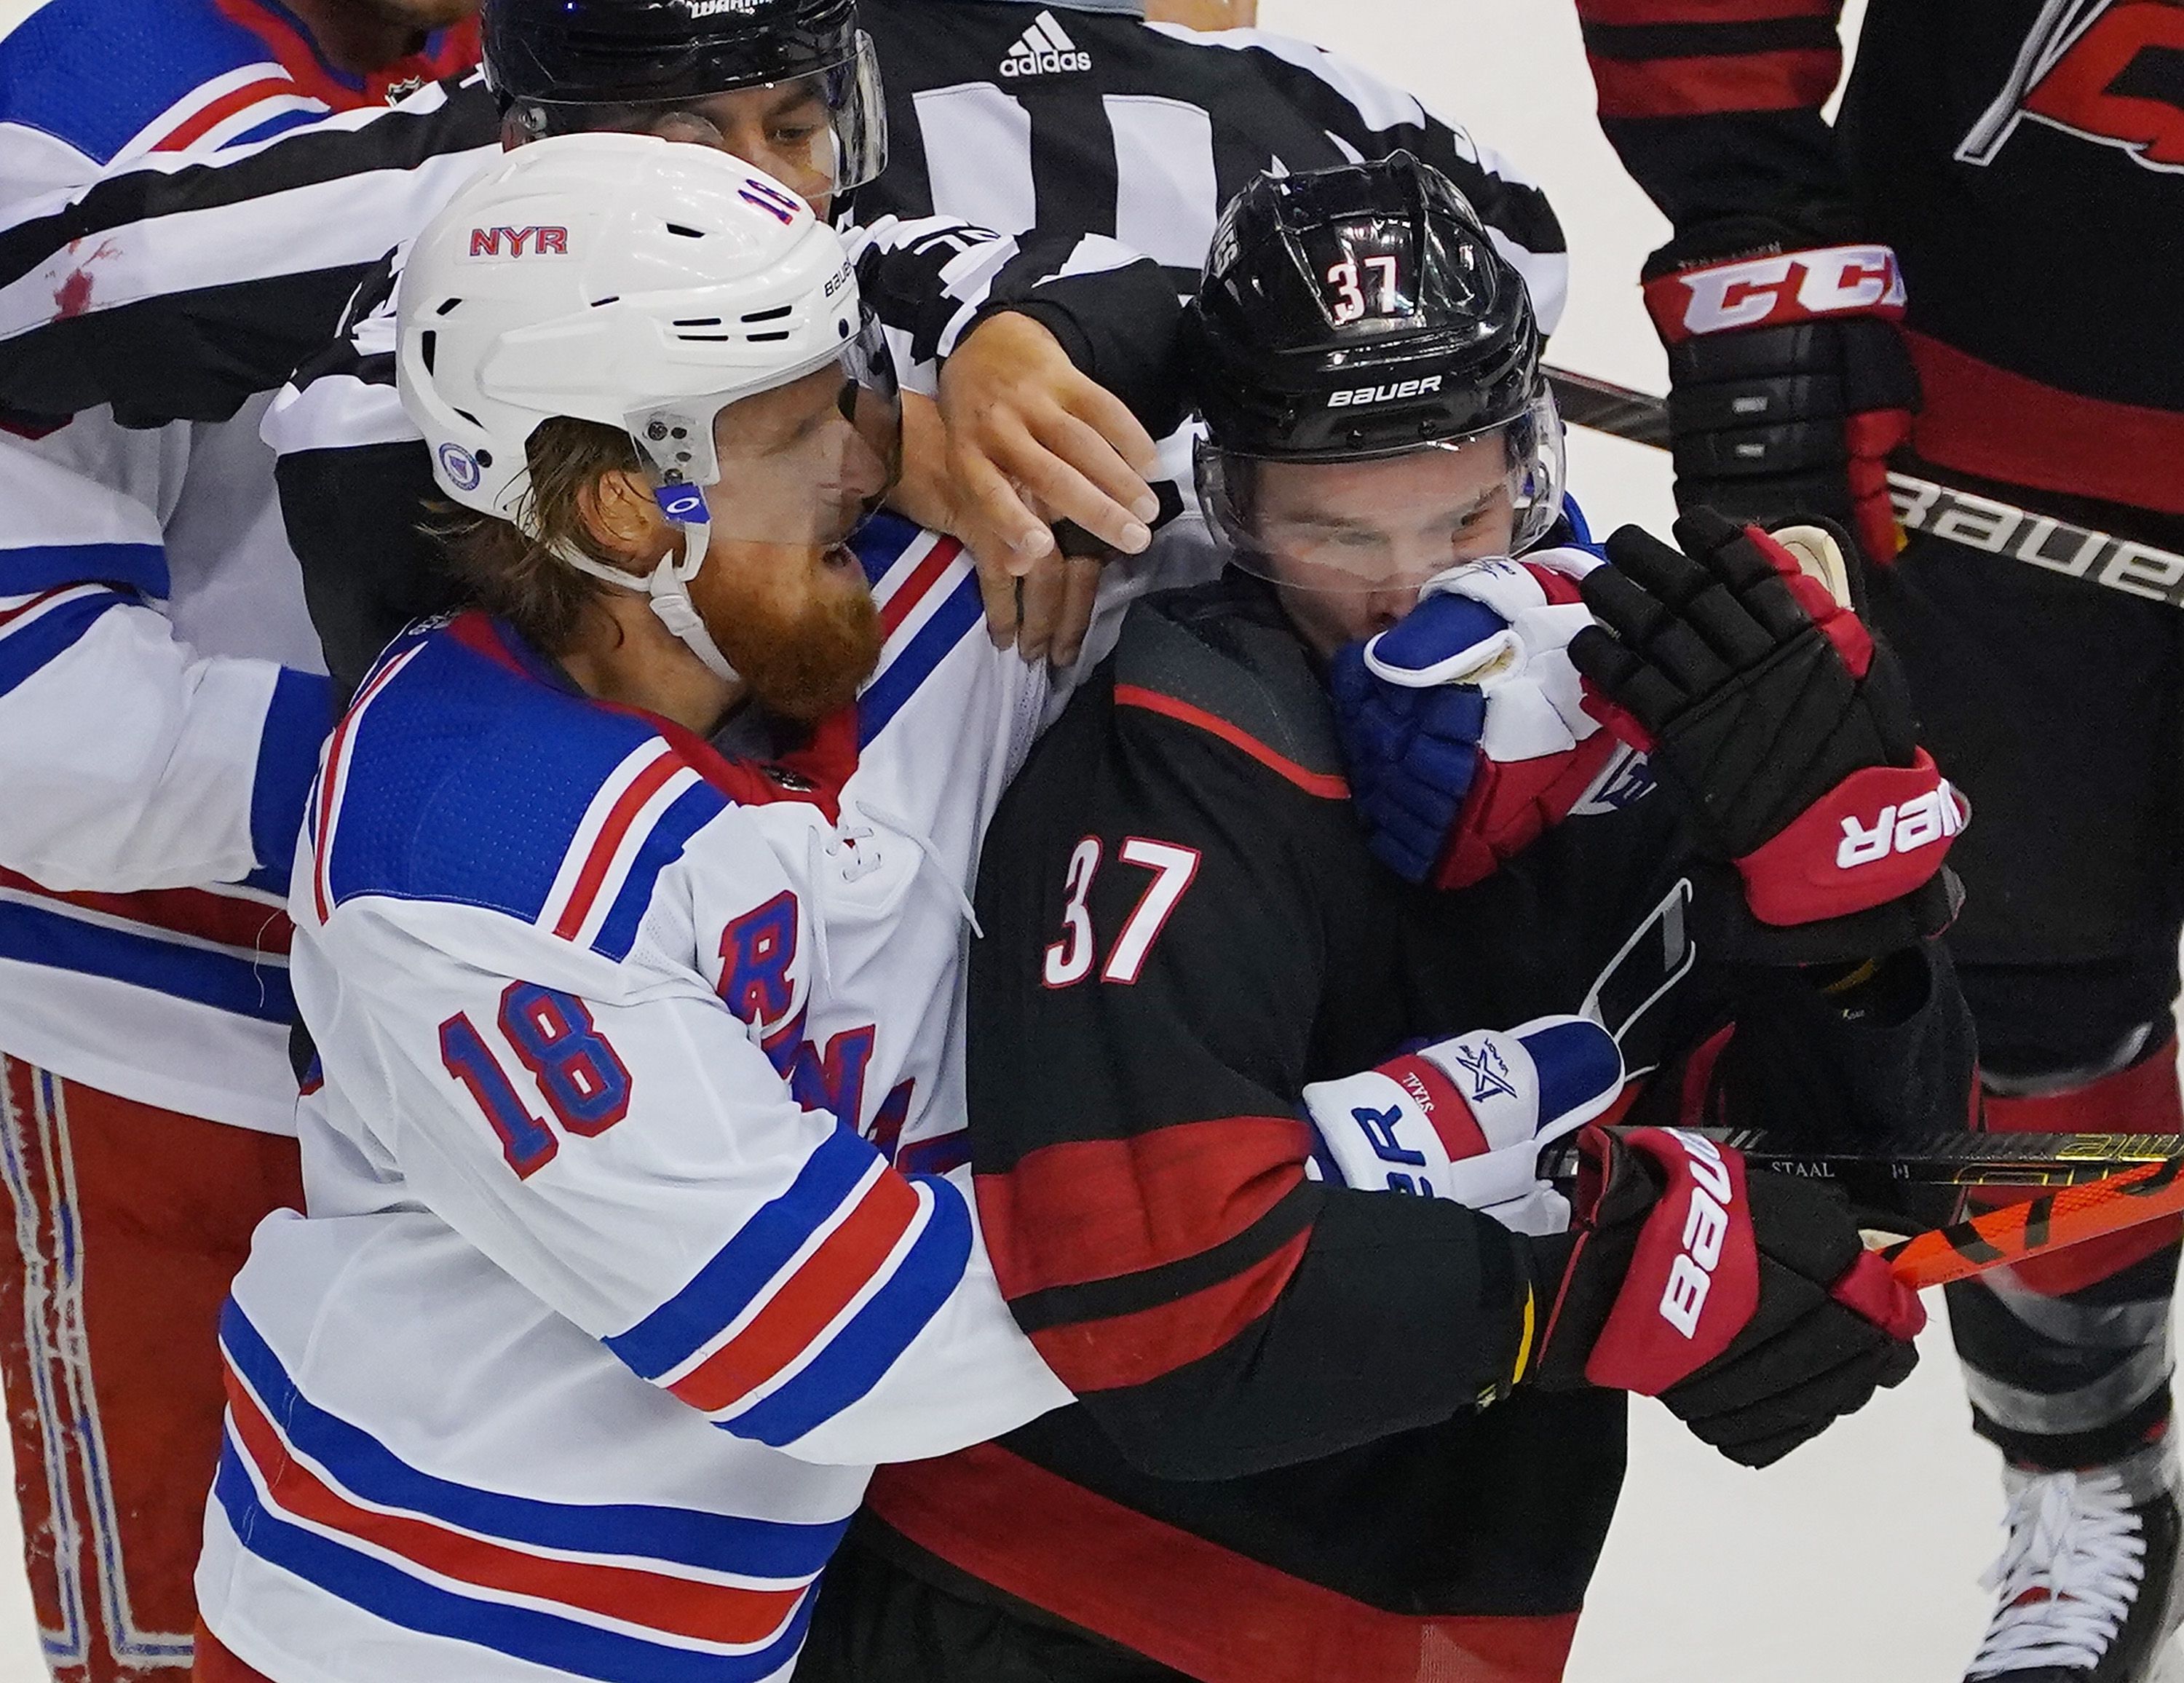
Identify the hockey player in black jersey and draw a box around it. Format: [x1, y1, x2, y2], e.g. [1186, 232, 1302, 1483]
[1576, 7, 2184, 1674]
[794, 155, 1974, 1683]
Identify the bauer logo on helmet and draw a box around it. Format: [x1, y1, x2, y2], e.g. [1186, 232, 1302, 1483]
[1326, 375, 1444, 408]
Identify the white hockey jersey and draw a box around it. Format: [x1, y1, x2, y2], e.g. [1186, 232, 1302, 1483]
[0, 432, 328, 1129]
[0, 0, 470, 1125]
[198, 514, 1195, 1682]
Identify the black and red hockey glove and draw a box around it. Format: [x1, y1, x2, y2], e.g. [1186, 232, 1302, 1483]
[1524, 1125, 1924, 1468]
[1567, 508, 1965, 962]
[1644, 223, 1919, 567]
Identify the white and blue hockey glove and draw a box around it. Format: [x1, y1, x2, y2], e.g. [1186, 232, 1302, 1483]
[1301, 1015, 1626, 1235]
[1329, 550, 1623, 890]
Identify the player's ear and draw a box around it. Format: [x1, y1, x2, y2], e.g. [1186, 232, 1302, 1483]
[577, 470, 673, 571]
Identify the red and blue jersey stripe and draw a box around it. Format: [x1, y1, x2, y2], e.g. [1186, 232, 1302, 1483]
[215, 1304, 834, 1682]
[604, 1126, 975, 1446]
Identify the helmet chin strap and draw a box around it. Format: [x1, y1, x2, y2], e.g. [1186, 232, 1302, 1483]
[550, 518, 742, 686]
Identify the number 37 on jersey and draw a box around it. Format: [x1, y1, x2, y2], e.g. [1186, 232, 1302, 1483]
[1042, 836, 1201, 989]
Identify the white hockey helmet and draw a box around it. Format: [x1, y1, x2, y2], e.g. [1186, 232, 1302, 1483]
[396, 132, 899, 678]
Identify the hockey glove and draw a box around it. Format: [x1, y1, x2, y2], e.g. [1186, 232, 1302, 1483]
[1302, 1015, 1624, 1235]
[1329, 551, 1623, 890]
[1568, 509, 1965, 954]
[1644, 223, 1919, 566]
[1527, 1125, 1925, 1468]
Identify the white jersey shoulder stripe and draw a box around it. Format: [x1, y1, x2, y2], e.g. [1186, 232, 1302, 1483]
[110, 61, 287, 162]
[537, 744, 705, 949]
[0, 583, 117, 639]
[309, 641, 422, 925]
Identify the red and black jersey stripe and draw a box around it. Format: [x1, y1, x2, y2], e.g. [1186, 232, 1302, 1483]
[1578, 0, 1845, 121]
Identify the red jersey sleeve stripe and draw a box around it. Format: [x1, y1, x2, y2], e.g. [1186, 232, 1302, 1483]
[0, 868, 292, 957]
[551, 748, 685, 941]
[223, 1360, 808, 1645]
[1578, 0, 1835, 23]
[1590, 47, 1842, 118]
[877, 535, 965, 640]
[665, 1169, 922, 1415]
[312, 644, 419, 924]
[867, 1444, 1580, 1683]
[978, 1116, 1312, 1299]
[1113, 686, 1350, 800]
[1028, 1228, 1310, 1393]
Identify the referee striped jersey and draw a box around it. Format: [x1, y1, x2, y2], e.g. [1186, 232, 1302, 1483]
[860, 1, 1566, 321]
[0, 0, 1564, 430]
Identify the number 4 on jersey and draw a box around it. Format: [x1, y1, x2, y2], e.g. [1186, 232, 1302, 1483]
[439, 982, 633, 1178]
[1042, 836, 1201, 988]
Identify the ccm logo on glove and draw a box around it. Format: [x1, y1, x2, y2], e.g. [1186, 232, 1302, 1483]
[1646, 244, 1906, 343]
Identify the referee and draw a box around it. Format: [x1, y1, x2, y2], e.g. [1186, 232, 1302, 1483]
[855, 0, 1568, 654]
[0, 4, 1572, 676]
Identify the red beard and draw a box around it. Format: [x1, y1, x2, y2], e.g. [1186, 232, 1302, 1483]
[714, 553, 884, 724]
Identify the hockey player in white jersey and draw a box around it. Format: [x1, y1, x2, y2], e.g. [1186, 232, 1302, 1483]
[195, 133, 1194, 1683]
[0, 2, 475, 1674]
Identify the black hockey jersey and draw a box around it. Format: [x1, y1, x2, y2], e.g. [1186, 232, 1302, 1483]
[1576, 0, 2184, 530]
[860, 571, 1977, 1683]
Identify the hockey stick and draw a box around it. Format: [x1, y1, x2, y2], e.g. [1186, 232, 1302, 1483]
[1883, 1152, 2184, 1291]
[1537, 1129, 2184, 1288]
[1539, 1128, 2182, 1192]
[1539, 1127, 2184, 1290]
[1544, 365, 2184, 611]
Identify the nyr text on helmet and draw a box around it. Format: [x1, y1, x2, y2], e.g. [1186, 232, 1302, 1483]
[469, 225, 570, 258]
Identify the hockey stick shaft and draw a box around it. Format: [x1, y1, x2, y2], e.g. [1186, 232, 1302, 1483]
[1883, 1152, 2184, 1291]
[1540, 1128, 2183, 1189]
[1544, 367, 2184, 611]
[1538, 1128, 2184, 1288]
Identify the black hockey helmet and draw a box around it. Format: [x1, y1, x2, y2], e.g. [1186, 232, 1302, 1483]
[1188, 151, 1564, 572]
[484, 0, 885, 193]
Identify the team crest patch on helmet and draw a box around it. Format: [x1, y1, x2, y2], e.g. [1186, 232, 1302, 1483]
[437, 443, 483, 491]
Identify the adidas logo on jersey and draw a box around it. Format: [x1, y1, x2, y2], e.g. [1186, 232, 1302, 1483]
[1001, 11, 1091, 76]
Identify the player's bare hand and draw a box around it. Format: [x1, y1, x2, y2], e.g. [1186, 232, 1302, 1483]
[894, 393, 1111, 662]
[979, 549, 1106, 665]
[938, 309, 1160, 569]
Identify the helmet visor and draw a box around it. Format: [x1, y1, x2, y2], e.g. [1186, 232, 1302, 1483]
[510, 31, 887, 199]
[1196, 387, 1566, 595]
[624, 311, 901, 546]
